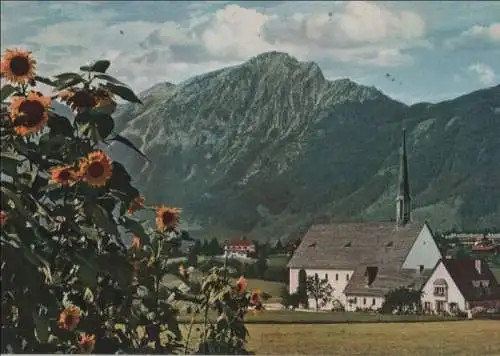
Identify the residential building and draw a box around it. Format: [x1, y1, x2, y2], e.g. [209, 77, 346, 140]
[421, 258, 500, 313]
[223, 238, 255, 258]
[287, 129, 443, 311]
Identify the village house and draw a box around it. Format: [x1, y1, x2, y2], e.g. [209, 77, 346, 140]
[287, 129, 443, 311]
[421, 258, 500, 313]
[223, 238, 255, 258]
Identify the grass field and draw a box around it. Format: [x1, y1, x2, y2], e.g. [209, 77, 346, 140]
[178, 310, 461, 324]
[244, 321, 500, 355]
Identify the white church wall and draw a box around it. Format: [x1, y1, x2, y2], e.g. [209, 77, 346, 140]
[289, 268, 354, 309]
[402, 223, 442, 270]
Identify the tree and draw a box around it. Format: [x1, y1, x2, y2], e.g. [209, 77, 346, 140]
[381, 287, 423, 314]
[255, 251, 268, 277]
[208, 237, 222, 256]
[273, 239, 284, 254]
[297, 269, 309, 308]
[306, 274, 333, 311]
[187, 246, 198, 267]
[193, 239, 202, 254]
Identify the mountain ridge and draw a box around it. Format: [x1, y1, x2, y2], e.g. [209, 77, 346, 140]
[110, 51, 500, 241]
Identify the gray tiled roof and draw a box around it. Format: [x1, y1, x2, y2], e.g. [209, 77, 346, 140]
[343, 266, 432, 297]
[287, 222, 423, 270]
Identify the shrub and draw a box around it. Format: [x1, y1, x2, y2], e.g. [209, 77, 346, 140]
[0, 49, 258, 354]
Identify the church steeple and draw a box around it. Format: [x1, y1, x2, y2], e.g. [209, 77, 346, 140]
[396, 128, 411, 226]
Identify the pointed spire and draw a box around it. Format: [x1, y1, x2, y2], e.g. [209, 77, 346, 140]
[396, 128, 411, 226]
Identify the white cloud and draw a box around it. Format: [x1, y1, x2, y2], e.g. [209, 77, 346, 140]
[468, 63, 496, 85]
[445, 22, 500, 49]
[1, 1, 431, 94]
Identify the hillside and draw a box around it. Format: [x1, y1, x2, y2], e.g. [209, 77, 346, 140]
[109, 51, 500, 241]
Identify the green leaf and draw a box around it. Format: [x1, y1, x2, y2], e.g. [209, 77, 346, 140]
[80, 226, 101, 241]
[95, 113, 115, 140]
[1, 84, 17, 102]
[0, 152, 22, 177]
[93, 73, 127, 86]
[0, 185, 36, 224]
[53, 72, 82, 81]
[35, 75, 56, 87]
[39, 133, 67, 153]
[119, 216, 150, 245]
[86, 203, 119, 236]
[47, 113, 75, 138]
[81, 60, 111, 73]
[105, 83, 143, 104]
[55, 76, 84, 91]
[110, 134, 150, 162]
[75, 254, 98, 290]
[32, 311, 50, 343]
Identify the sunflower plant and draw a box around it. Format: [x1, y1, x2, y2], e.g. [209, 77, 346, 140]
[0, 48, 253, 354]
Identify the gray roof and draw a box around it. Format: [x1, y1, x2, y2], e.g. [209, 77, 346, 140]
[343, 266, 431, 297]
[287, 222, 423, 270]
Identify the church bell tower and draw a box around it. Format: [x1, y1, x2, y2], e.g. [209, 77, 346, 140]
[396, 128, 411, 226]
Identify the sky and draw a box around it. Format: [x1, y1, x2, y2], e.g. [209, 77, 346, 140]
[1, 1, 499, 105]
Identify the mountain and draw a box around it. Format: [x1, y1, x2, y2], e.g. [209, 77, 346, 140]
[110, 51, 500, 241]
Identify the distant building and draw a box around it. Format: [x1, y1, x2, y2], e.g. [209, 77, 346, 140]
[224, 237, 255, 258]
[288, 129, 443, 311]
[421, 258, 500, 313]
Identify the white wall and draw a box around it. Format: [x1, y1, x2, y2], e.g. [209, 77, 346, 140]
[289, 268, 354, 309]
[402, 223, 442, 270]
[421, 261, 467, 312]
[345, 295, 385, 311]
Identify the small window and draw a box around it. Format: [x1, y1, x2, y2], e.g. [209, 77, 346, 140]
[354, 297, 357, 303]
[386, 241, 393, 247]
[325, 273, 329, 280]
[346, 274, 350, 281]
[363, 298, 367, 305]
[372, 298, 376, 306]
[314, 273, 319, 279]
[344, 242, 352, 247]
[335, 273, 339, 281]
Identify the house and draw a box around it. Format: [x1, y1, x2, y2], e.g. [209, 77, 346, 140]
[421, 258, 500, 313]
[223, 238, 255, 258]
[287, 129, 443, 311]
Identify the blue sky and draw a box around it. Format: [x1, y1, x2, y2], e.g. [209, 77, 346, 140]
[1, 1, 499, 104]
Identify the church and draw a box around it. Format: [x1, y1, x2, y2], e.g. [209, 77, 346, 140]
[287, 129, 443, 311]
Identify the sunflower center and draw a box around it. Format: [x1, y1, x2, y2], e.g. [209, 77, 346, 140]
[87, 162, 105, 178]
[18, 100, 45, 127]
[70, 91, 96, 108]
[59, 169, 71, 181]
[64, 314, 74, 326]
[10, 56, 31, 76]
[162, 211, 175, 225]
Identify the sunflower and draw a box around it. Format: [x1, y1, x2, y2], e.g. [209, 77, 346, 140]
[78, 333, 96, 354]
[50, 164, 79, 186]
[235, 276, 248, 295]
[57, 88, 96, 113]
[155, 205, 181, 232]
[93, 88, 117, 114]
[0, 210, 6, 226]
[127, 196, 145, 216]
[130, 235, 141, 249]
[9, 91, 51, 136]
[0, 48, 36, 84]
[81, 150, 113, 187]
[250, 289, 262, 305]
[58, 305, 81, 331]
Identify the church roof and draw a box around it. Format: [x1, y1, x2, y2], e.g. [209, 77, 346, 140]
[343, 266, 431, 297]
[287, 221, 423, 270]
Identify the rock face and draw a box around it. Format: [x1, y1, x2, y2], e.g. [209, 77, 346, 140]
[110, 51, 500, 240]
